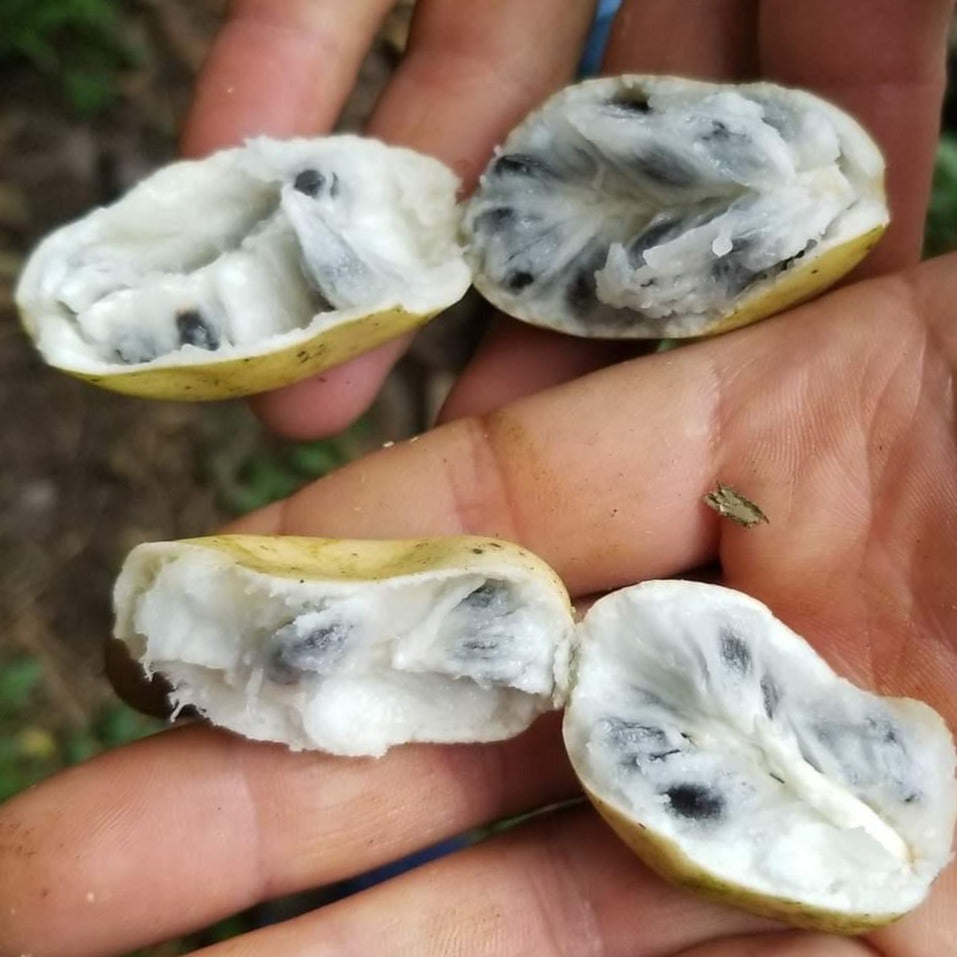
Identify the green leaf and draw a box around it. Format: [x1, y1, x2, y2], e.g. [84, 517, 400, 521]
[285, 439, 348, 478]
[925, 134, 957, 258]
[0, 657, 43, 710]
[62, 69, 116, 115]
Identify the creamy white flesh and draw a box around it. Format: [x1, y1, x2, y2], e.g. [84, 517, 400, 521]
[17, 136, 471, 373]
[465, 76, 887, 337]
[564, 581, 957, 918]
[114, 543, 573, 756]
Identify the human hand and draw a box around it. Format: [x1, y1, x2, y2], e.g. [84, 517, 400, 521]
[180, 0, 952, 436]
[4, 245, 957, 955]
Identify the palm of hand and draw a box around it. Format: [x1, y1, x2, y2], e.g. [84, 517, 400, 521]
[4, 0, 957, 953]
[5, 257, 952, 957]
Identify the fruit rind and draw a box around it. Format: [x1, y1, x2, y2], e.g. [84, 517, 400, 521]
[584, 788, 901, 934]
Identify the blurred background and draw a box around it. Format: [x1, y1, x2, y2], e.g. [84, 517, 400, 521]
[0, 2, 956, 952]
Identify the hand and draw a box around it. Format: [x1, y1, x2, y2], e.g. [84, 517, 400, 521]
[3, 245, 957, 955]
[180, 0, 952, 436]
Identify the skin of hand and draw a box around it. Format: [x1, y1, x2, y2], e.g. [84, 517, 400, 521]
[3, 249, 957, 957]
[2, 2, 957, 956]
[178, 0, 952, 437]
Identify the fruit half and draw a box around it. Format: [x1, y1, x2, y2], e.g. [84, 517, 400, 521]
[113, 535, 574, 756]
[16, 136, 471, 399]
[464, 75, 888, 338]
[562, 580, 956, 932]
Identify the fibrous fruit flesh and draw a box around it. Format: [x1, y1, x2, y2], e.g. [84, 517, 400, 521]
[562, 580, 956, 932]
[16, 136, 471, 399]
[464, 75, 888, 338]
[113, 535, 574, 756]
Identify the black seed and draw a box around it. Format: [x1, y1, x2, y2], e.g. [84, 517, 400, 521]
[294, 168, 326, 197]
[112, 337, 157, 364]
[605, 720, 685, 768]
[566, 243, 610, 318]
[460, 636, 500, 659]
[634, 149, 697, 187]
[506, 270, 535, 292]
[492, 153, 552, 178]
[461, 581, 510, 611]
[472, 207, 516, 233]
[176, 310, 219, 351]
[268, 620, 350, 684]
[605, 92, 651, 114]
[663, 783, 724, 821]
[769, 772, 785, 784]
[566, 267, 596, 317]
[703, 120, 732, 142]
[719, 631, 751, 674]
[712, 238, 760, 295]
[760, 676, 779, 719]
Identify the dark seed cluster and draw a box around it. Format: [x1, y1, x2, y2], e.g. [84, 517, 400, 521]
[267, 617, 352, 685]
[293, 168, 340, 199]
[810, 714, 921, 805]
[719, 630, 752, 675]
[176, 309, 219, 351]
[603, 718, 687, 769]
[663, 783, 725, 821]
[448, 580, 522, 679]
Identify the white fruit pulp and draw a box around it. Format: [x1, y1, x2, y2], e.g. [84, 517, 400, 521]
[17, 136, 470, 373]
[564, 581, 956, 917]
[465, 77, 887, 336]
[116, 544, 572, 756]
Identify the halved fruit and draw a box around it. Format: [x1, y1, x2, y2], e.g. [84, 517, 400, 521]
[16, 136, 471, 399]
[464, 75, 888, 338]
[562, 580, 956, 932]
[113, 535, 574, 756]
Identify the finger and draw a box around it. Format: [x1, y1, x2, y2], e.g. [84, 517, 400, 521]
[0, 719, 576, 957]
[181, 0, 395, 156]
[189, 809, 774, 957]
[248, 0, 599, 437]
[179, 0, 404, 437]
[442, 0, 762, 428]
[603, 0, 759, 78]
[233, 323, 723, 595]
[438, 319, 635, 423]
[758, 0, 954, 275]
[249, 337, 408, 439]
[368, 0, 598, 186]
[674, 933, 877, 956]
[233, 261, 957, 714]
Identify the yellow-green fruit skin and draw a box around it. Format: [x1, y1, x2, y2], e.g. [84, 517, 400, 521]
[701, 223, 887, 337]
[583, 788, 903, 935]
[48, 305, 437, 401]
[157, 533, 571, 601]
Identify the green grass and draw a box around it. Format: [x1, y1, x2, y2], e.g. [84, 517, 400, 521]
[925, 132, 957, 258]
[0, 0, 134, 114]
[212, 420, 372, 517]
[0, 654, 162, 803]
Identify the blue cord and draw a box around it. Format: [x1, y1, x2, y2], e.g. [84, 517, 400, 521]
[578, 0, 624, 77]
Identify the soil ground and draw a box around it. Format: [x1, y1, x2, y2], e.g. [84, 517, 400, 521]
[0, 0, 452, 735]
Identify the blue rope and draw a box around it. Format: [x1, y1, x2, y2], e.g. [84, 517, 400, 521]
[579, 0, 624, 76]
